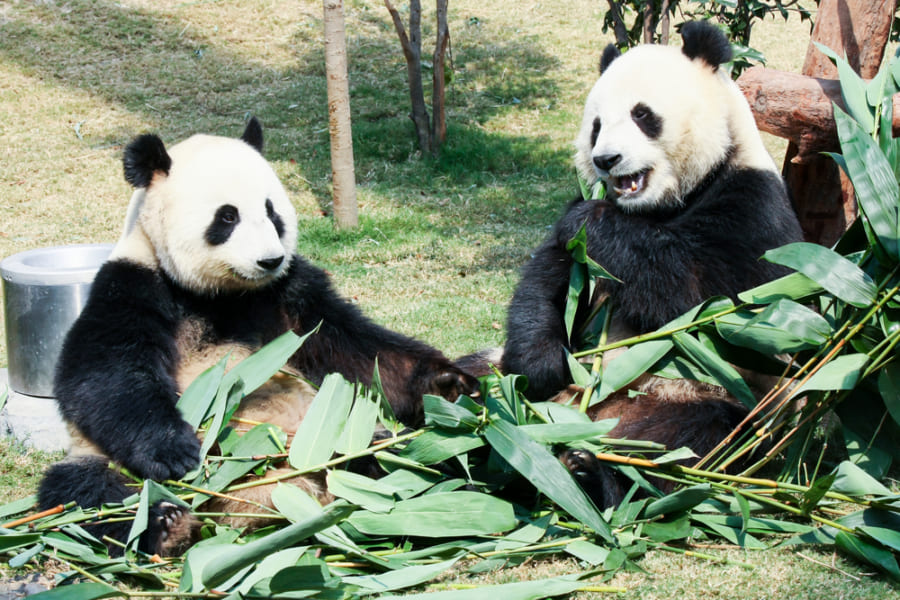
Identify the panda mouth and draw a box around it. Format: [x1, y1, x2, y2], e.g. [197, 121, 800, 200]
[610, 170, 650, 197]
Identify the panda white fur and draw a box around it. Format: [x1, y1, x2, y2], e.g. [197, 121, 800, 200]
[501, 22, 804, 507]
[38, 118, 477, 556]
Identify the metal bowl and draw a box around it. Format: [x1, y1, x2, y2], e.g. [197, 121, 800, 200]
[1, 244, 113, 397]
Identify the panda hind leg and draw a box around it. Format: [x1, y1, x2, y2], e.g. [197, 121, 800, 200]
[38, 455, 199, 556]
[559, 449, 630, 509]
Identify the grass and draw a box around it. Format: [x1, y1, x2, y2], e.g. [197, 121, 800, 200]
[1, 0, 894, 596]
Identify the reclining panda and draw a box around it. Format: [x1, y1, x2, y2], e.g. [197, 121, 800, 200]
[37, 118, 477, 555]
[500, 21, 803, 506]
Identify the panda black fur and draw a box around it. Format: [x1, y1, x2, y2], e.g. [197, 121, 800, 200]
[38, 118, 477, 556]
[501, 22, 803, 505]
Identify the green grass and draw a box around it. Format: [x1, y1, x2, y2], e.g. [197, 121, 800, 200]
[4, 0, 894, 595]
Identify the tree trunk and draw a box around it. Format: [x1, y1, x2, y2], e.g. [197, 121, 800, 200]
[780, 0, 895, 246]
[430, 0, 450, 155]
[324, 0, 358, 229]
[385, 0, 433, 155]
[605, 0, 629, 48]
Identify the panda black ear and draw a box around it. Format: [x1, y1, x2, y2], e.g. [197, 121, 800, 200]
[123, 134, 171, 189]
[241, 116, 264, 154]
[599, 44, 620, 73]
[681, 20, 732, 70]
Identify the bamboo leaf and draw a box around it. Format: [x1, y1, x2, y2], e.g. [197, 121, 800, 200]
[715, 300, 832, 354]
[400, 429, 484, 464]
[859, 526, 900, 553]
[642, 516, 692, 543]
[565, 350, 594, 388]
[26, 583, 126, 600]
[833, 104, 900, 258]
[288, 373, 355, 470]
[346, 491, 515, 537]
[877, 364, 900, 427]
[334, 390, 380, 455]
[484, 419, 612, 541]
[424, 395, 480, 431]
[692, 514, 768, 549]
[343, 557, 462, 593]
[518, 421, 618, 444]
[793, 354, 869, 397]
[176, 354, 227, 428]
[565, 260, 585, 342]
[831, 461, 893, 497]
[596, 339, 672, 402]
[763, 242, 878, 308]
[835, 531, 900, 580]
[379, 575, 591, 600]
[326, 470, 397, 513]
[564, 539, 611, 565]
[738, 271, 824, 304]
[198, 501, 355, 590]
[672, 332, 755, 407]
[643, 484, 716, 519]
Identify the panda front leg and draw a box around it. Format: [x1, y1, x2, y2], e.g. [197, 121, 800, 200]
[37, 456, 199, 556]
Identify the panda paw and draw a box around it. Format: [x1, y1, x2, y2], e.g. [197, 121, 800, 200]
[559, 448, 624, 510]
[428, 368, 480, 401]
[141, 501, 199, 557]
[126, 420, 200, 481]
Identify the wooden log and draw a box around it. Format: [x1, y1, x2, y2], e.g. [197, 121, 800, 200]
[738, 67, 900, 164]
[780, 0, 896, 247]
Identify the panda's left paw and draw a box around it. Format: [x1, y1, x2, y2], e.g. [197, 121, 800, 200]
[560, 448, 625, 510]
[142, 501, 200, 557]
[429, 368, 480, 401]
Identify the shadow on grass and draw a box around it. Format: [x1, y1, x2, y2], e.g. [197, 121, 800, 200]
[0, 0, 573, 208]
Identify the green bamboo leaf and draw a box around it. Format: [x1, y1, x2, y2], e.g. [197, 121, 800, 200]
[128, 480, 190, 548]
[715, 300, 832, 354]
[831, 461, 892, 497]
[692, 514, 768, 549]
[672, 332, 755, 407]
[763, 242, 878, 308]
[26, 583, 126, 600]
[859, 526, 900, 553]
[198, 501, 355, 590]
[400, 429, 484, 464]
[877, 363, 900, 427]
[176, 354, 227, 428]
[596, 339, 672, 402]
[800, 473, 836, 516]
[234, 547, 309, 596]
[225, 329, 309, 394]
[564, 539, 611, 565]
[518, 420, 618, 444]
[0, 533, 41, 552]
[424, 395, 480, 431]
[793, 354, 869, 397]
[271, 483, 365, 557]
[343, 557, 462, 593]
[835, 531, 900, 580]
[738, 271, 824, 304]
[565, 350, 594, 388]
[288, 373, 355, 469]
[346, 491, 515, 537]
[379, 575, 590, 600]
[196, 424, 285, 502]
[565, 260, 585, 342]
[642, 515, 691, 543]
[484, 419, 612, 541]
[815, 43, 876, 130]
[643, 484, 715, 519]
[333, 391, 380, 455]
[0, 494, 36, 520]
[566, 225, 620, 282]
[833, 104, 900, 258]
[326, 470, 396, 513]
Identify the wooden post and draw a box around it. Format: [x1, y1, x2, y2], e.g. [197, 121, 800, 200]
[779, 0, 895, 246]
[324, 0, 358, 229]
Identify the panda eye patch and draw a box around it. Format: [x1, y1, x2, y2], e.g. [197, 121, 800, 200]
[631, 103, 662, 139]
[205, 204, 240, 246]
[590, 117, 601, 148]
[266, 198, 286, 238]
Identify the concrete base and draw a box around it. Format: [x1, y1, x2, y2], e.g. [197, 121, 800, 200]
[0, 369, 71, 453]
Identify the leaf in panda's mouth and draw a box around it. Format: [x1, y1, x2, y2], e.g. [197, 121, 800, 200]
[611, 170, 649, 196]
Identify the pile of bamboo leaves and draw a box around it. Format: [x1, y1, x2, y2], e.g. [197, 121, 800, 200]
[2, 48, 900, 598]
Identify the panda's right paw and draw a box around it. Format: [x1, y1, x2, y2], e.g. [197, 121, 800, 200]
[141, 501, 200, 557]
[559, 448, 624, 510]
[128, 421, 200, 481]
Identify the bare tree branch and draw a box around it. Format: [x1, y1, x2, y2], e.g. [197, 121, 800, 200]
[384, 0, 432, 153]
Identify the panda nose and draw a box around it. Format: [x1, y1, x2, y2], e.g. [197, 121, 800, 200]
[258, 256, 284, 271]
[594, 153, 622, 172]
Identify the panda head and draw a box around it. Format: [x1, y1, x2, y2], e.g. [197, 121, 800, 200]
[573, 21, 775, 213]
[121, 118, 298, 295]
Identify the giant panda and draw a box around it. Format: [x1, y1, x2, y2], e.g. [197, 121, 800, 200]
[37, 117, 477, 556]
[500, 21, 804, 507]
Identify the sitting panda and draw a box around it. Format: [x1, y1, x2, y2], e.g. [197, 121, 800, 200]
[501, 21, 803, 507]
[37, 118, 477, 555]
